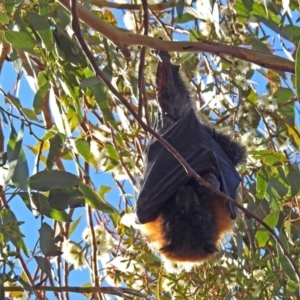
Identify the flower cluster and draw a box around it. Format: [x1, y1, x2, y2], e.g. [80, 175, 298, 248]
[82, 224, 115, 259]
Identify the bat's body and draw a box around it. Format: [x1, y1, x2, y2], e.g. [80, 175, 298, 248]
[137, 52, 246, 262]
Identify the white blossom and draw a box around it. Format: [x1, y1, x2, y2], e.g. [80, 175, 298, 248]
[163, 258, 198, 273]
[109, 256, 141, 273]
[240, 130, 263, 150]
[234, 74, 253, 90]
[62, 240, 86, 269]
[253, 269, 266, 281]
[120, 212, 140, 229]
[257, 93, 278, 112]
[82, 225, 115, 258]
[123, 11, 135, 31]
[278, 137, 291, 152]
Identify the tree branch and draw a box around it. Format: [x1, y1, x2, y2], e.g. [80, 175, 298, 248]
[4, 286, 147, 299]
[88, 0, 175, 11]
[59, 0, 295, 73]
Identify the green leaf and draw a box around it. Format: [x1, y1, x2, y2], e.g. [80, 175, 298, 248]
[27, 12, 53, 50]
[129, 75, 138, 99]
[75, 139, 92, 162]
[6, 123, 29, 191]
[175, 0, 185, 19]
[99, 185, 111, 199]
[33, 81, 50, 113]
[93, 83, 118, 130]
[46, 134, 65, 170]
[4, 0, 17, 16]
[48, 188, 84, 210]
[39, 0, 49, 16]
[30, 170, 81, 191]
[22, 108, 39, 121]
[37, 71, 49, 87]
[174, 12, 196, 23]
[34, 256, 52, 274]
[68, 215, 83, 237]
[4, 31, 36, 54]
[53, 28, 86, 66]
[250, 150, 286, 166]
[234, 0, 251, 22]
[78, 182, 114, 213]
[284, 25, 300, 44]
[0, 209, 29, 256]
[286, 279, 298, 293]
[17, 276, 34, 294]
[39, 223, 62, 256]
[104, 143, 119, 162]
[57, 6, 71, 29]
[0, 12, 10, 25]
[5, 93, 21, 109]
[255, 211, 279, 248]
[256, 167, 268, 199]
[286, 164, 300, 197]
[265, 178, 287, 208]
[80, 76, 101, 89]
[19, 192, 72, 222]
[276, 240, 297, 282]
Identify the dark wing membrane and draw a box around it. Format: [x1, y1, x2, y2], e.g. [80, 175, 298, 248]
[137, 109, 241, 224]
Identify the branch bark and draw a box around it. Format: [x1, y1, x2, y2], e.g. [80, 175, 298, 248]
[88, 0, 175, 10]
[59, 0, 295, 73]
[4, 286, 147, 299]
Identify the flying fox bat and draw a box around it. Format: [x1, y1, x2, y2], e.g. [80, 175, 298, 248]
[136, 51, 246, 263]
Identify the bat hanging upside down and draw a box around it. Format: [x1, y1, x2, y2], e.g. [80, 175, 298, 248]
[136, 51, 246, 263]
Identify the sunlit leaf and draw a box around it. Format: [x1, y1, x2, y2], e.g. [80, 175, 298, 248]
[0, 209, 29, 256]
[46, 134, 65, 170]
[93, 83, 118, 130]
[4, 31, 36, 54]
[256, 167, 268, 199]
[255, 211, 279, 248]
[27, 12, 53, 50]
[78, 182, 114, 213]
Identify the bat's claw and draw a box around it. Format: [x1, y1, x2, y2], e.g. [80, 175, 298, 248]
[202, 172, 220, 193]
[151, 47, 171, 64]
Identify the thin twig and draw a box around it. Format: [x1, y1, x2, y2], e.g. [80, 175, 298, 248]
[4, 285, 147, 299]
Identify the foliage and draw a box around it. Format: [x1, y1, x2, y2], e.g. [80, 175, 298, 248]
[0, 0, 300, 299]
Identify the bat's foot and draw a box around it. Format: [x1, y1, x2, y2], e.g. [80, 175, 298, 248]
[201, 172, 220, 195]
[151, 48, 172, 64]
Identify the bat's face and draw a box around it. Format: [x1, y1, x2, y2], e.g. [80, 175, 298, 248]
[139, 183, 234, 262]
